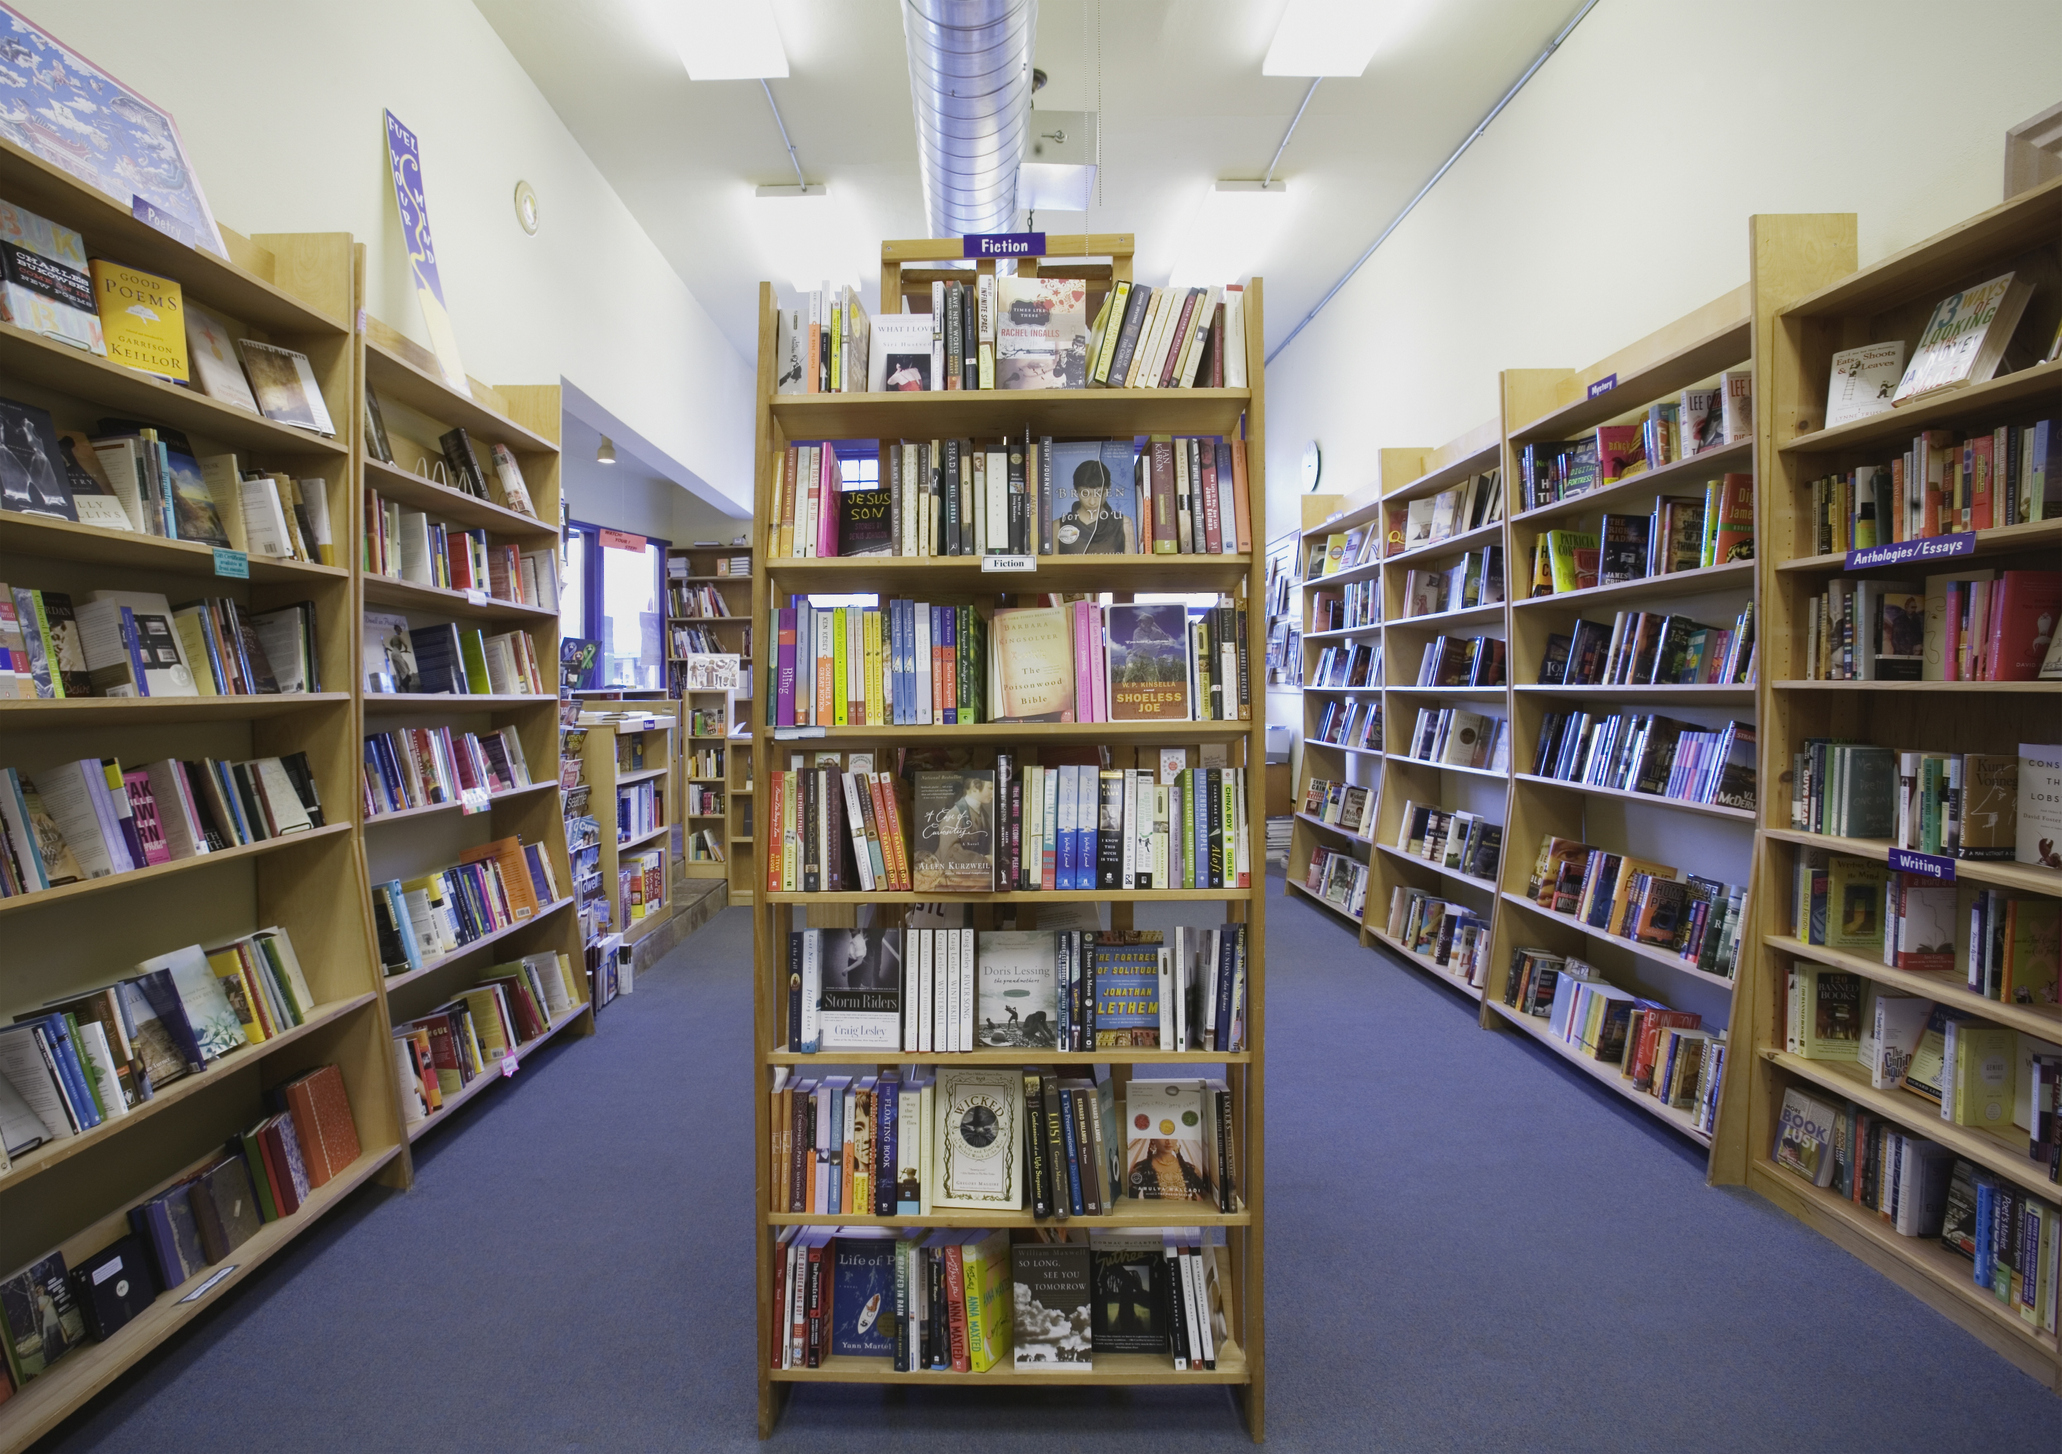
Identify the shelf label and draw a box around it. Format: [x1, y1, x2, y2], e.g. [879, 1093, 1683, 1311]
[963, 231, 1045, 259]
[179, 1265, 238, 1303]
[1845, 532, 1974, 571]
[465, 588, 488, 606]
[981, 554, 1036, 573]
[1586, 374, 1618, 399]
[460, 786, 492, 815]
[502, 1055, 520, 1078]
[212, 547, 249, 579]
[1888, 848, 1955, 882]
[774, 726, 826, 739]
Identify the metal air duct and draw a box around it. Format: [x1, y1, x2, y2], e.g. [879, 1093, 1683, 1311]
[902, 0, 1039, 238]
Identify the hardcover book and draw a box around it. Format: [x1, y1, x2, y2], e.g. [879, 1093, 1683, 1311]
[829, 1235, 898, 1356]
[68, 1234, 155, 1343]
[1894, 272, 2035, 403]
[1823, 340, 1904, 428]
[0, 396, 75, 520]
[913, 771, 995, 892]
[235, 341, 335, 436]
[1088, 1234, 1168, 1353]
[934, 1067, 1023, 1210]
[1773, 1086, 1837, 1186]
[836, 487, 893, 556]
[813, 927, 904, 1051]
[0, 1252, 83, 1383]
[867, 312, 933, 391]
[1093, 931, 1163, 1048]
[1012, 1243, 1092, 1369]
[0, 198, 103, 357]
[184, 303, 259, 414]
[2019, 743, 2062, 870]
[90, 259, 187, 381]
[1047, 440, 1138, 555]
[975, 930, 1058, 1049]
[996, 277, 1090, 389]
[1105, 603, 1191, 720]
[1124, 1078, 1213, 1202]
[991, 607, 1075, 721]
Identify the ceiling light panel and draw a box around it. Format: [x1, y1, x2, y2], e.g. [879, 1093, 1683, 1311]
[1263, 0, 1385, 76]
[678, 0, 789, 80]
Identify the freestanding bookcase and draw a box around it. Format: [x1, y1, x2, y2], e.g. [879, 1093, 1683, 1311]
[667, 541, 754, 902]
[1723, 180, 2062, 1386]
[748, 236, 1268, 1439]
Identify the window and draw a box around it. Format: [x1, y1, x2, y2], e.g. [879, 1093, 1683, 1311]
[562, 521, 670, 690]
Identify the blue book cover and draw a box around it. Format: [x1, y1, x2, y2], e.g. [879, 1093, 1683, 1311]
[830, 1237, 897, 1357]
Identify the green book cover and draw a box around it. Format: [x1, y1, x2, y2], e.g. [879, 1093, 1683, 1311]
[459, 629, 491, 693]
[1825, 857, 1889, 952]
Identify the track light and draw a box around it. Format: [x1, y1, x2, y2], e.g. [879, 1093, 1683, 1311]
[598, 437, 617, 465]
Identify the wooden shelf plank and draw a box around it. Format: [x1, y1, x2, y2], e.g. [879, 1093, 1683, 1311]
[1510, 319, 1750, 444]
[0, 823, 351, 919]
[1385, 754, 1506, 782]
[1373, 843, 1499, 897]
[405, 1004, 590, 1142]
[0, 692, 350, 728]
[1382, 440, 1502, 505]
[1772, 679, 2061, 695]
[1300, 739, 1383, 759]
[771, 1348, 1249, 1385]
[1381, 516, 1505, 570]
[1764, 1049, 2062, 1203]
[363, 781, 555, 826]
[0, 513, 350, 583]
[1385, 600, 1505, 630]
[1781, 356, 2062, 456]
[769, 386, 1253, 439]
[364, 341, 558, 452]
[1293, 810, 1373, 844]
[1511, 772, 1756, 823]
[765, 887, 1253, 904]
[1383, 685, 1505, 700]
[765, 1047, 1249, 1066]
[1301, 624, 1383, 641]
[363, 692, 557, 711]
[1761, 828, 2062, 897]
[1774, 517, 2062, 573]
[616, 767, 669, 786]
[765, 554, 1252, 594]
[362, 457, 558, 538]
[1364, 924, 1486, 1000]
[0, 994, 377, 1190]
[1513, 683, 1755, 706]
[1484, 998, 1713, 1144]
[1283, 876, 1363, 928]
[362, 573, 557, 622]
[618, 824, 670, 850]
[767, 1204, 1248, 1228]
[1510, 558, 1753, 611]
[1511, 440, 1754, 526]
[766, 719, 1251, 742]
[381, 896, 575, 993]
[1499, 891, 1739, 988]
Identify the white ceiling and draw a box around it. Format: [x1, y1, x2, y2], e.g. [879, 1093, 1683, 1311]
[472, 0, 1579, 363]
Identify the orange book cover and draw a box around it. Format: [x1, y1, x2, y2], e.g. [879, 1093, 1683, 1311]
[460, 836, 541, 920]
[283, 1064, 360, 1188]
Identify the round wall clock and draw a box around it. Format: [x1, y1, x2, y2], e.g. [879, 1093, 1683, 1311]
[1302, 440, 1322, 492]
[514, 180, 540, 235]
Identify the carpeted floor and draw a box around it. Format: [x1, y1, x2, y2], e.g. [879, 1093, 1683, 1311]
[31, 885, 2062, 1452]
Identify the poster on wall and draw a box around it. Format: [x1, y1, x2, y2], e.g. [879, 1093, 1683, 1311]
[383, 109, 471, 399]
[0, 2, 226, 256]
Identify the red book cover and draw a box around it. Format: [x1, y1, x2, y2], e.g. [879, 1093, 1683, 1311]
[259, 1117, 302, 1215]
[943, 1243, 971, 1372]
[282, 1064, 360, 1188]
[1985, 569, 2062, 680]
[446, 535, 473, 590]
[1149, 437, 1177, 553]
[1159, 290, 1199, 388]
[766, 771, 784, 894]
[1199, 443, 1222, 554]
[1972, 434, 1995, 531]
[1594, 425, 1646, 484]
[803, 1241, 826, 1367]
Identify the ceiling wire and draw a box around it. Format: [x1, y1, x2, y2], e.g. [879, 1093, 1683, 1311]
[760, 78, 807, 189]
[1265, 0, 1603, 363]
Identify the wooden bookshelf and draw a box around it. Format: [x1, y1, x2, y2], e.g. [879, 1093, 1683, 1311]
[668, 542, 754, 902]
[0, 170, 399, 1443]
[1715, 180, 2062, 1387]
[577, 715, 675, 942]
[353, 325, 589, 1156]
[749, 238, 1267, 1438]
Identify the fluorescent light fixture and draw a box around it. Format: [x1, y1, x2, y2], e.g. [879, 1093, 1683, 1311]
[1263, 0, 1385, 76]
[1167, 180, 1296, 288]
[1017, 162, 1096, 212]
[678, 0, 788, 80]
[754, 183, 828, 198]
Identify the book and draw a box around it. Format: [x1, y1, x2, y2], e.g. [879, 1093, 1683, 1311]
[1124, 1078, 1212, 1202]
[990, 606, 1074, 721]
[2020, 744, 2062, 871]
[837, 487, 894, 556]
[1047, 440, 1139, 555]
[1773, 1086, 1837, 1187]
[1823, 340, 1904, 428]
[933, 1067, 1023, 1210]
[236, 340, 336, 435]
[1105, 603, 1191, 721]
[996, 277, 1090, 389]
[976, 931, 1059, 1049]
[813, 928, 904, 1051]
[1012, 1243, 1092, 1369]
[183, 302, 260, 413]
[0, 1252, 84, 1384]
[869, 312, 933, 391]
[913, 771, 995, 892]
[89, 259, 187, 381]
[1894, 273, 2036, 404]
[0, 197, 102, 356]
[0, 396, 76, 521]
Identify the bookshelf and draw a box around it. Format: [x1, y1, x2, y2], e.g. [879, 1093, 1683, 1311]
[0, 140, 400, 1445]
[1722, 181, 2062, 1384]
[355, 328, 590, 1152]
[1360, 424, 1506, 997]
[668, 541, 754, 901]
[749, 236, 1267, 1437]
[575, 711, 675, 942]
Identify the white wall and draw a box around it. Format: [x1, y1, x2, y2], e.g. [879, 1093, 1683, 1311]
[35, 0, 753, 510]
[1263, 0, 2062, 521]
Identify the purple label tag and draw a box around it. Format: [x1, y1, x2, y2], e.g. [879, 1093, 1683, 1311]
[1586, 374, 1617, 399]
[962, 232, 1046, 258]
[1888, 848, 1954, 882]
[1845, 531, 1975, 571]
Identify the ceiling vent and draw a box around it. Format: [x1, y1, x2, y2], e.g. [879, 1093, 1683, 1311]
[902, 0, 1039, 237]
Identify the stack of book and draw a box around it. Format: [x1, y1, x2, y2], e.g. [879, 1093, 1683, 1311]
[1403, 707, 1509, 771]
[1309, 639, 1378, 690]
[1508, 952, 1722, 1128]
[362, 725, 531, 817]
[1538, 606, 1756, 688]
[1305, 846, 1369, 919]
[1384, 888, 1490, 984]
[1516, 378, 1749, 510]
[1413, 635, 1505, 688]
[1391, 802, 1502, 882]
[1531, 710, 1756, 810]
[1802, 568, 2061, 681]
[1398, 548, 1503, 616]
[1526, 834, 1748, 977]
[363, 615, 547, 696]
[1311, 697, 1379, 751]
[3, 584, 319, 700]
[1803, 417, 2061, 551]
[370, 836, 561, 975]
[1301, 778, 1375, 837]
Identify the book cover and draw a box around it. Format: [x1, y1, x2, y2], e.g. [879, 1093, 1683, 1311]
[991, 606, 1074, 721]
[1093, 932, 1163, 1048]
[236, 340, 335, 435]
[996, 277, 1090, 389]
[0, 396, 76, 521]
[829, 1236, 898, 1357]
[1824, 340, 1904, 428]
[814, 927, 903, 1051]
[1088, 1235, 1168, 1353]
[2019, 744, 2062, 870]
[868, 312, 933, 392]
[68, 1234, 155, 1344]
[1012, 1244, 1092, 1370]
[0, 198, 102, 357]
[183, 302, 259, 413]
[1046, 440, 1138, 555]
[976, 930, 1058, 1048]
[1773, 1086, 1837, 1186]
[90, 259, 187, 381]
[836, 487, 893, 557]
[913, 771, 994, 893]
[1105, 603, 1191, 721]
[1895, 273, 2034, 402]
[934, 1067, 1023, 1210]
[1124, 1078, 1213, 1202]
[0, 1252, 83, 1382]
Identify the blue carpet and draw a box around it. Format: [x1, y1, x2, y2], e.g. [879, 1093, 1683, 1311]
[31, 885, 2062, 1452]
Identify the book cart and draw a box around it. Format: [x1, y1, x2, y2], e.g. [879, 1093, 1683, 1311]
[354, 329, 590, 1148]
[668, 541, 754, 902]
[0, 145, 399, 1449]
[1360, 424, 1507, 991]
[748, 236, 1268, 1439]
[1722, 181, 2062, 1385]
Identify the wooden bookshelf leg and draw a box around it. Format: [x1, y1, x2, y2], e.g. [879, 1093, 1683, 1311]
[1234, 1373, 1266, 1441]
[758, 1376, 789, 1437]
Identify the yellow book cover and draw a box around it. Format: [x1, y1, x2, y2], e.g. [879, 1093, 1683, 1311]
[1605, 858, 1678, 936]
[205, 947, 268, 1042]
[831, 606, 849, 726]
[1825, 857, 1889, 952]
[459, 988, 512, 1059]
[1950, 1023, 2017, 1128]
[1321, 533, 1348, 576]
[1545, 530, 1599, 594]
[991, 605, 1075, 721]
[90, 259, 188, 381]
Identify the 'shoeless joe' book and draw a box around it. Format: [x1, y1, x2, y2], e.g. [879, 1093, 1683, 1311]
[1105, 603, 1191, 721]
[912, 770, 995, 892]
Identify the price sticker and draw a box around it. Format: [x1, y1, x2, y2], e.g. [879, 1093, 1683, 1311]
[981, 554, 1036, 573]
[460, 786, 492, 815]
[502, 1055, 519, 1078]
[465, 588, 487, 606]
[212, 548, 249, 579]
